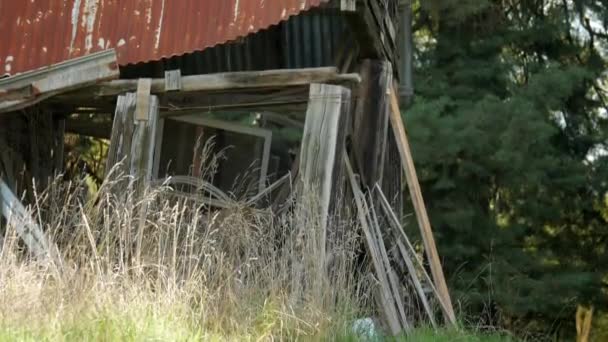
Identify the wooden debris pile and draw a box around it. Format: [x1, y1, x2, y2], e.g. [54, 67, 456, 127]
[342, 84, 457, 335]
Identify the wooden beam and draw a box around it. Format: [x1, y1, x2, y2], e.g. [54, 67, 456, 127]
[0, 50, 118, 113]
[344, 154, 406, 334]
[89, 67, 360, 98]
[105, 93, 159, 193]
[299, 83, 351, 231]
[352, 60, 391, 187]
[376, 184, 440, 327]
[0, 179, 52, 260]
[135, 79, 152, 121]
[388, 85, 457, 324]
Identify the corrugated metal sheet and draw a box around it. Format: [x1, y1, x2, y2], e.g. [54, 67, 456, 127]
[0, 0, 329, 77]
[120, 11, 356, 79]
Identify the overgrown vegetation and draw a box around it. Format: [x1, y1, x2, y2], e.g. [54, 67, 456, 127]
[0, 168, 520, 340]
[0, 170, 369, 340]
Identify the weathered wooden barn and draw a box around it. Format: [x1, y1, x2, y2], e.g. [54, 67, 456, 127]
[0, 0, 454, 334]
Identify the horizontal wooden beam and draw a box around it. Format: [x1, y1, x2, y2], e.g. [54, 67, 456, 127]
[0, 50, 119, 113]
[90, 67, 361, 97]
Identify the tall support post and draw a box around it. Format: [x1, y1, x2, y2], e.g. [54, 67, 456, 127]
[106, 89, 159, 267]
[299, 83, 351, 231]
[293, 82, 351, 303]
[352, 60, 391, 188]
[105, 91, 159, 193]
[388, 85, 457, 325]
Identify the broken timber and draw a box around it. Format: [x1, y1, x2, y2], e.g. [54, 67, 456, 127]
[0, 179, 52, 260]
[345, 154, 408, 335]
[388, 85, 457, 324]
[0, 49, 119, 113]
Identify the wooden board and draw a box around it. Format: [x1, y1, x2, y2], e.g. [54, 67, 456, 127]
[0, 50, 118, 113]
[0, 179, 50, 260]
[299, 83, 351, 231]
[352, 59, 391, 187]
[388, 85, 456, 324]
[344, 154, 406, 334]
[106, 93, 159, 194]
[88, 67, 360, 98]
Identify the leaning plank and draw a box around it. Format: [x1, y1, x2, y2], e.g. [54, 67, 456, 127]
[388, 85, 457, 324]
[0, 49, 118, 113]
[375, 185, 438, 327]
[0, 179, 50, 259]
[344, 154, 404, 335]
[367, 192, 411, 331]
[299, 83, 351, 232]
[89, 67, 361, 97]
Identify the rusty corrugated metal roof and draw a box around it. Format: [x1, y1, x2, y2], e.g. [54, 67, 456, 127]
[0, 0, 329, 77]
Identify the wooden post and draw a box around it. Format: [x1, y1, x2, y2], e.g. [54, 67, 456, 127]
[299, 83, 351, 230]
[388, 85, 457, 324]
[352, 60, 391, 188]
[106, 92, 159, 192]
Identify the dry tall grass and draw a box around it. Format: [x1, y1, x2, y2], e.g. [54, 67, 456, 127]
[0, 168, 374, 340]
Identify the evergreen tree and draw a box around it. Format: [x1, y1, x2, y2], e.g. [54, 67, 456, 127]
[407, 0, 608, 337]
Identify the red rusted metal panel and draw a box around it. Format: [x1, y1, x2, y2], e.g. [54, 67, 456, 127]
[0, 0, 329, 77]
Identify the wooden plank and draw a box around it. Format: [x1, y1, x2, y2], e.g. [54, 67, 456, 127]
[130, 95, 159, 190]
[341, 0, 356, 11]
[135, 79, 152, 121]
[344, 154, 404, 335]
[299, 83, 351, 231]
[376, 184, 438, 327]
[352, 60, 391, 187]
[105, 93, 137, 177]
[0, 179, 50, 259]
[0, 50, 118, 113]
[89, 67, 361, 97]
[164, 70, 182, 91]
[388, 85, 457, 324]
[367, 191, 411, 331]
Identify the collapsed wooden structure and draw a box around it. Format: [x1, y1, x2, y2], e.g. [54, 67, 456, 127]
[0, 0, 454, 333]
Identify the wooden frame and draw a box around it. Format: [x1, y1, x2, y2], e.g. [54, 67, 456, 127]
[153, 114, 273, 194]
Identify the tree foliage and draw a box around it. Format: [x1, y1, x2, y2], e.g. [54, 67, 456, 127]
[408, 0, 608, 337]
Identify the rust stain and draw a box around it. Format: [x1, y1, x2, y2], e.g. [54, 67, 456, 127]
[0, 0, 328, 76]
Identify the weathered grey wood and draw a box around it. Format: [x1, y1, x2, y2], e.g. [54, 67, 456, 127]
[376, 184, 438, 327]
[0, 50, 119, 113]
[135, 79, 152, 121]
[352, 60, 391, 187]
[340, 0, 356, 11]
[367, 191, 411, 331]
[0, 179, 50, 259]
[344, 154, 404, 335]
[299, 83, 351, 231]
[388, 85, 457, 324]
[105, 92, 159, 192]
[106, 94, 136, 177]
[130, 95, 159, 191]
[164, 70, 182, 91]
[88, 67, 360, 98]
